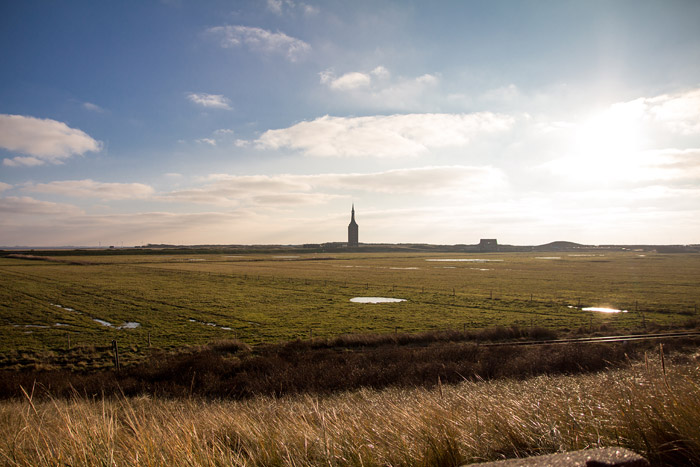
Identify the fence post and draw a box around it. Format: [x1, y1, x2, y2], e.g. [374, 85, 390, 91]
[112, 340, 120, 372]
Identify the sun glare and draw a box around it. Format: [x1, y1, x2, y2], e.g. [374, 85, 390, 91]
[550, 101, 650, 182]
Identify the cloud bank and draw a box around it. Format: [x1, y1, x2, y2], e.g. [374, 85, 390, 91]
[24, 180, 155, 200]
[256, 113, 514, 157]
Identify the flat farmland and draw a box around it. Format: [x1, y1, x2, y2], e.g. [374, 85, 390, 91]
[1, 251, 699, 368]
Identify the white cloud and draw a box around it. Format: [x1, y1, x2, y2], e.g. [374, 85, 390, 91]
[196, 138, 217, 146]
[160, 174, 319, 207]
[266, 0, 318, 17]
[3, 156, 44, 167]
[300, 3, 319, 16]
[645, 88, 700, 134]
[266, 0, 285, 14]
[207, 25, 310, 62]
[415, 74, 439, 85]
[213, 128, 234, 136]
[24, 180, 155, 200]
[82, 102, 104, 113]
[159, 166, 505, 209]
[186, 92, 232, 110]
[310, 166, 507, 194]
[0, 182, 12, 192]
[256, 112, 515, 157]
[319, 67, 441, 110]
[0, 196, 83, 216]
[320, 70, 371, 90]
[0, 114, 101, 166]
[371, 66, 390, 79]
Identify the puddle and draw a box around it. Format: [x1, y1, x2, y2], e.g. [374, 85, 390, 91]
[569, 305, 628, 313]
[51, 303, 79, 313]
[568, 254, 605, 257]
[350, 297, 407, 303]
[185, 258, 206, 261]
[12, 324, 49, 329]
[582, 307, 628, 313]
[274, 255, 300, 259]
[469, 268, 491, 271]
[51, 303, 139, 329]
[389, 267, 419, 270]
[426, 259, 503, 262]
[94, 319, 114, 327]
[54, 323, 69, 327]
[536, 257, 561, 260]
[189, 318, 234, 330]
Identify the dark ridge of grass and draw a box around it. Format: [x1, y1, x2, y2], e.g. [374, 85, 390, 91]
[1, 333, 698, 401]
[286, 325, 560, 351]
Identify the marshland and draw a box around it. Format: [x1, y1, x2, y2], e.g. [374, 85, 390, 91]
[1, 249, 699, 465]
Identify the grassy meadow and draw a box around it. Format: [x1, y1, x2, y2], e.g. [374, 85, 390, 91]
[2, 249, 700, 465]
[1, 250, 699, 369]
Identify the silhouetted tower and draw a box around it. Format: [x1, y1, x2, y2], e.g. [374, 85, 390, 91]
[348, 204, 359, 247]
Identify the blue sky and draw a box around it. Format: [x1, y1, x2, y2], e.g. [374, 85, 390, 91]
[1, 0, 699, 246]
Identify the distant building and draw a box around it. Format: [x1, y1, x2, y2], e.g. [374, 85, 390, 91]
[479, 238, 498, 252]
[348, 204, 359, 247]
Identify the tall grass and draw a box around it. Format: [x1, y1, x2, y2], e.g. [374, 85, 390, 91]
[2, 353, 699, 466]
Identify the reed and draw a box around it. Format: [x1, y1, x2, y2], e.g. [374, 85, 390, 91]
[2, 353, 699, 466]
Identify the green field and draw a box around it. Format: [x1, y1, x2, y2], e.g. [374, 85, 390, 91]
[1, 250, 699, 367]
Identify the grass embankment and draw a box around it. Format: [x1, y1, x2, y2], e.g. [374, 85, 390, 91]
[2, 329, 698, 400]
[2, 352, 699, 466]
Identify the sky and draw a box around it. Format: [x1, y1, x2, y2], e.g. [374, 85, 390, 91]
[1, 0, 700, 247]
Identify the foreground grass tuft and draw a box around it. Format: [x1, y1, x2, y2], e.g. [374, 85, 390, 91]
[1, 354, 699, 466]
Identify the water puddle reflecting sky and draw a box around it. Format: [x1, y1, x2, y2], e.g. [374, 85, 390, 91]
[350, 297, 407, 303]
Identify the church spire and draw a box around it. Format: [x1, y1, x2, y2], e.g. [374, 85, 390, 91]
[348, 204, 359, 247]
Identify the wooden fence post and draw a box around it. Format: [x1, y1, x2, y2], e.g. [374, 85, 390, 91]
[112, 340, 120, 372]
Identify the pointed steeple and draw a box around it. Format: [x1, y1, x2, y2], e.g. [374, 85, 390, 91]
[348, 204, 359, 247]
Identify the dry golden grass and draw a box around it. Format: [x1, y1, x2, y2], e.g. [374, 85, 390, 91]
[1, 351, 699, 466]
